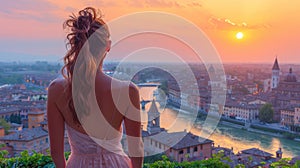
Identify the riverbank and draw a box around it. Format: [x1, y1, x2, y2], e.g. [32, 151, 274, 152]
[220, 117, 300, 140]
[218, 121, 284, 138]
[141, 86, 300, 158]
[167, 103, 300, 140]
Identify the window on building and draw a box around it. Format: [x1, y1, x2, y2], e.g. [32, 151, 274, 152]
[200, 144, 203, 150]
[179, 150, 183, 154]
[194, 146, 198, 152]
[159, 143, 161, 149]
[155, 141, 157, 147]
[187, 147, 190, 153]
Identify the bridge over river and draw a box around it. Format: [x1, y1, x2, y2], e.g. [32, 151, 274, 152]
[139, 86, 300, 158]
[137, 82, 161, 87]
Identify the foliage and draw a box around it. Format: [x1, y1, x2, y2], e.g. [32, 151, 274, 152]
[0, 150, 299, 168]
[143, 154, 230, 168]
[0, 150, 9, 159]
[0, 150, 53, 168]
[0, 74, 23, 85]
[144, 153, 165, 163]
[9, 114, 22, 124]
[0, 119, 11, 135]
[259, 103, 274, 123]
[270, 158, 292, 168]
[158, 80, 169, 96]
[144, 151, 230, 168]
[235, 164, 246, 168]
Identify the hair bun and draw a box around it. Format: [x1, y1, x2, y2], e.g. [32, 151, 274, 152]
[75, 10, 93, 33]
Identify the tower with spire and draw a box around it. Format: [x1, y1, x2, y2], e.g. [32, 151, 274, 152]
[147, 99, 161, 135]
[271, 57, 280, 89]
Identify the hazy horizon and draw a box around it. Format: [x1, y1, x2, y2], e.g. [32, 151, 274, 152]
[1, 56, 300, 65]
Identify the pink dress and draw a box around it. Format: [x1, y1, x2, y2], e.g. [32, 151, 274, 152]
[65, 124, 132, 168]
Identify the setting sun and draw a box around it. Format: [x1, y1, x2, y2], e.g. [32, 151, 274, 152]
[236, 32, 244, 39]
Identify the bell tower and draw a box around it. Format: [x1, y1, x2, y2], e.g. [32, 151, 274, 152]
[271, 57, 280, 89]
[147, 99, 161, 134]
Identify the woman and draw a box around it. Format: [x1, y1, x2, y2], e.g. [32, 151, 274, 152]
[47, 7, 144, 168]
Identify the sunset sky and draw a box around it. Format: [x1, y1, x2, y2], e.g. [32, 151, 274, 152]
[0, 0, 299, 63]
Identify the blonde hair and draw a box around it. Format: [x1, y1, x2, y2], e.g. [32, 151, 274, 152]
[61, 7, 110, 123]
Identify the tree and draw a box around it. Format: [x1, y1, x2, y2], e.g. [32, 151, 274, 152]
[9, 114, 21, 124]
[0, 119, 11, 135]
[158, 80, 168, 96]
[259, 103, 274, 123]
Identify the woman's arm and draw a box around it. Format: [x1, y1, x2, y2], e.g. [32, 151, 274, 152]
[124, 83, 144, 168]
[47, 81, 66, 168]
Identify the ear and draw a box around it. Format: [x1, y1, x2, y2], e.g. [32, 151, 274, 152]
[106, 40, 111, 52]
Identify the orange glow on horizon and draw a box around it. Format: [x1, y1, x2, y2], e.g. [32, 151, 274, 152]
[1, 1, 300, 63]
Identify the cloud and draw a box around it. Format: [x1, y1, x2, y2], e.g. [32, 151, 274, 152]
[186, 2, 202, 7]
[0, 0, 60, 22]
[208, 17, 271, 30]
[125, 0, 183, 8]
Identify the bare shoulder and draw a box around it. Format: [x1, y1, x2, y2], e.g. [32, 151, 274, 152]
[110, 77, 137, 90]
[128, 82, 139, 94]
[48, 78, 67, 94]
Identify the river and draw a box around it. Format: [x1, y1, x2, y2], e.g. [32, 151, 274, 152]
[139, 86, 300, 158]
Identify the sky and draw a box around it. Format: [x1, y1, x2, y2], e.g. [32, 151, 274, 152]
[0, 0, 299, 64]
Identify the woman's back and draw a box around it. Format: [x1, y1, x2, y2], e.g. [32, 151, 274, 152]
[47, 7, 143, 168]
[53, 74, 127, 139]
[48, 75, 140, 168]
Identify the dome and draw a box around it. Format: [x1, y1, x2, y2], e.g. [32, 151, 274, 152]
[284, 68, 297, 82]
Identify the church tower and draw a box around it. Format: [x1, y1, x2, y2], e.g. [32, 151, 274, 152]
[147, 99, 161, 134]
[271, 57, 280, 89]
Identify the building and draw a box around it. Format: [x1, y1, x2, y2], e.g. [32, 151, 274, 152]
[142, 100, 213, 162]
[281, 107, 295, 127]
[228, 148, 277, 168]
[0, 108, 49, 157]
[223, 101, 261, 121]
[28, 109, 45, 129]
[0, 126, 5, 137]
[263, 78, 271, 92]
[241, 148, 273, 161]
[271, 58, 280, 89]
[0, 107, 20, 120]
[281, 106, 300, 131]
[295, 107, 300, 126]
[272, 67, 300, 121]
[0, 127, 49, 157]
[145, 131, 213, 162]
[146, 99, 161, 135]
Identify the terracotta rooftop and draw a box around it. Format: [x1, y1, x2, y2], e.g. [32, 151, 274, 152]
[0, 127, 48, 141]
[149, 131, 213, 150]
[241, 148, 273, 157]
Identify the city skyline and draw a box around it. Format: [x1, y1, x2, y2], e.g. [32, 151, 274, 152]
[0, 1, 300, 63]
